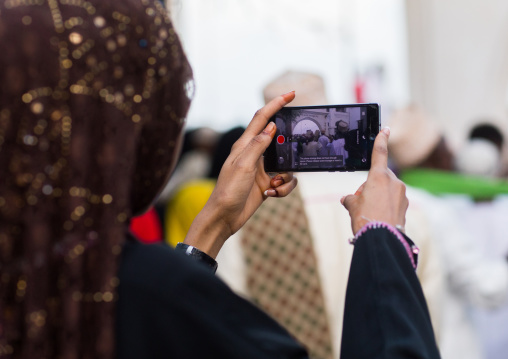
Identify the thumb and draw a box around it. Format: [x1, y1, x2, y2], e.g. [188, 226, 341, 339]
[340, 194, 357, 212]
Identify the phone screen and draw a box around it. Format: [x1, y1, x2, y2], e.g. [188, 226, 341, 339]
[264, 103, 380, 172]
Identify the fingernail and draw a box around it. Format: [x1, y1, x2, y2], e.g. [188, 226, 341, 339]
[263, 121, 275, 135]
[382, 126, 390, 136]
[282, 91, 295, 102]
[272, 179, 283, 187]
[264, 189, 277, 197]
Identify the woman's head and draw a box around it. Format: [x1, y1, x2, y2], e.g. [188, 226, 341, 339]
[0, 1, 192, 357]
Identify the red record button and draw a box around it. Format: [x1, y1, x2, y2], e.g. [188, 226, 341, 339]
[277, 135, 285, 144]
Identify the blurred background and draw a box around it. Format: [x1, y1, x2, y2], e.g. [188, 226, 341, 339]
[167, 0, 508, 158]
[146, 4, 508, 359]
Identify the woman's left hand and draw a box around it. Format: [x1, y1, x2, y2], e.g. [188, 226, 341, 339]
[184, 91, 298, 258]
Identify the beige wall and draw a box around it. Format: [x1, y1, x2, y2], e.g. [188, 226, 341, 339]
[405, 0, 508, 153]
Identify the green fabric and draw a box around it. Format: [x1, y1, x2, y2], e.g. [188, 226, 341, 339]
[400, 169, 508, 200]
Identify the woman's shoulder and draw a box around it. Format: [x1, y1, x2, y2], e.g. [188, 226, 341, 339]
[118, 236, 219, 297]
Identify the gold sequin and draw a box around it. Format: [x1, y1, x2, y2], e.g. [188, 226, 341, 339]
[106, 39, 116, 52]
[22, 16, 32, 25]
[93, 16, 106, 28]
[74, 206, 85, 216]
[23, 135, 38, 146]
[22, 93, 33, 103]
[103, 292, 114, 302]
[64, 16, 84, 29]
[102, 194, 113, 204]
[117, 34, 127, 47]
[50, 110, 62, 121]
[17, 279, 27, 291]
[69, 32, 83, 45]
[30, 102, 44, 115]
[133, 94, 142, 103]
[131, 114, 141, 123]
[159, 29, 168, 40]
[42, 185, 53, 195]
[28, 310, 47, 327]
[62, 59, 72, 69]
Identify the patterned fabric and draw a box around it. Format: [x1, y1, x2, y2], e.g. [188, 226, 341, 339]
[0, 1, 192, 358]
[241, 188, 334, 359]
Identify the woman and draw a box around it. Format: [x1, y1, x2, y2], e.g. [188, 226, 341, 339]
[0, 1, 440, 358]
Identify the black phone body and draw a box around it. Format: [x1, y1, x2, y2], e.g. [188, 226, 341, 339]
[264, 103, 380, 172]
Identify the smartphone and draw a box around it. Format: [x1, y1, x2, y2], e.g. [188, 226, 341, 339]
[264, 103, 380, 172]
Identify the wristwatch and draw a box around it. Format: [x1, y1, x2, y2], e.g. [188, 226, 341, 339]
[175, 243, 218, 273]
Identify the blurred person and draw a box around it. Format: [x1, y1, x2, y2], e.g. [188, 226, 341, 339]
[450, 123, 508, 359]
[157, 126, 218, 204]
[217, 72, 444, 358]
[302, 137, 319, 156]
[388, 106, 508, 359]
[392, 110, 508, 200]
[129, 206, 163, 244]
[165, 126, 245, 246]
[455, 123, 504, 179]
[0, 3, 440, 359]
[317, 131, 332, 156]
[332, 121, 349, 162]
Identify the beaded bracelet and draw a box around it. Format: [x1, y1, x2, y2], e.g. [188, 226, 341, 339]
[348, 221, 419, 270]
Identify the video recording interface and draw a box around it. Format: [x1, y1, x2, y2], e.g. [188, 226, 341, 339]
[264, 104, 380, 172]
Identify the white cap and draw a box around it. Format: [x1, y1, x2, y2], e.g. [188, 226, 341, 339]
[455, 138, 501, 177]
[263, 71, 328, 106]
[387, 105, 442, 169]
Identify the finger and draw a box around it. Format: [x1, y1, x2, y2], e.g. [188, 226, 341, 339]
[236, 121, 278, 168]
[240, 91, 295, 143]
[264, 177, 298, 197]
[371, 126, 390, 170]
[270, 172, 294, 188]
[341, 194, 357, 211]
[354, 182, 366, 196]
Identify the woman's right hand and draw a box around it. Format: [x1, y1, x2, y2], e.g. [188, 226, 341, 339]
[184, 92, 298, 259]
[341, 127, 408, 234]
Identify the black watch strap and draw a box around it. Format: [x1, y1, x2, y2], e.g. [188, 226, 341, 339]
[175, 243, 218, 273]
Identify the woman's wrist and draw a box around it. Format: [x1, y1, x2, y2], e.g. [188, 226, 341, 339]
[184, 203, 231, 259]
[349, 221, 419, 270]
